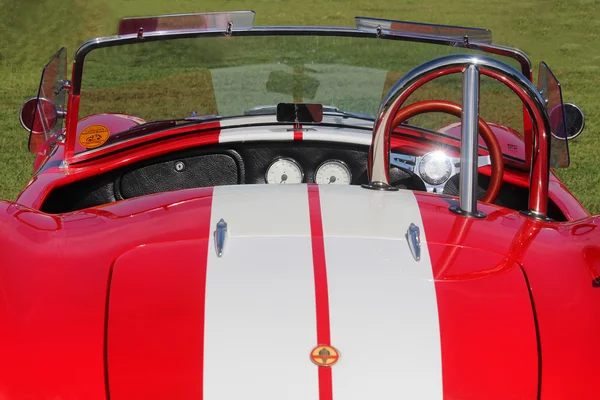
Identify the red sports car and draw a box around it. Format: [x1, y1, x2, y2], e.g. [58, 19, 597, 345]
[1, 11, 598, 399]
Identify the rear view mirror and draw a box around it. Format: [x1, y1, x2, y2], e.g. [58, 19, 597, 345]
[19, 97, 60, 134]
[276, 103, 323, 123]
[563, 103, 585, 140]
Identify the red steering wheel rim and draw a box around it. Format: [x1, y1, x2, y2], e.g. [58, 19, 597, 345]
[391, 100, 504, 203]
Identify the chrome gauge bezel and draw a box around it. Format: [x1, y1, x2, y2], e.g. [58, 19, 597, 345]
[264, 157, 304, 184]
[315, 159, 353, 185]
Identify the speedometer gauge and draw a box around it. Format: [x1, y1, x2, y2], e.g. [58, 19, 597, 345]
[265, 157, 304, 184]
[315, 160, 352, 185]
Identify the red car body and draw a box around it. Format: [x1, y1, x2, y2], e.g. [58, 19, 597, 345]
[1, 12, 598, 400]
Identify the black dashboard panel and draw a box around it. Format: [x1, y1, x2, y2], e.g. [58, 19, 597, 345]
[40, 141, 373, 213]
[119, 151, 242, 199]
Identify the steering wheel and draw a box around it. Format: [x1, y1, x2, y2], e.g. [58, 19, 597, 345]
[389, 100, 504, 203]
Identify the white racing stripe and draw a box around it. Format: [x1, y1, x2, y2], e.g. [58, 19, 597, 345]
[203, 185, 318, 400]
[318, 185, 443, 399]
[218, 124, 372, 146]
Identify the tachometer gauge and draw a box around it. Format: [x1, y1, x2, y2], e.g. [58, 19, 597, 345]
[265, 157, 304, 184]
[315, 160, 352, 185]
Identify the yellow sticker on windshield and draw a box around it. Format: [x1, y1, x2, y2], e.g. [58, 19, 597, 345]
[79, 125, 110, 149]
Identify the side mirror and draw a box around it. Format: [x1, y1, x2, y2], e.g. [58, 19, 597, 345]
[548, 102, 585, 141]
[563, 103, 585, 140]
[19, 97, 64, 134]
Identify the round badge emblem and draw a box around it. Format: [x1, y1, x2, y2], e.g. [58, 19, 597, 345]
[78, 124, 110, 149]
[310, 345, 340, 367]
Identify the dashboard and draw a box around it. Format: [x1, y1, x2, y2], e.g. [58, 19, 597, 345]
[39, 139, 533, 216]
[41, 142, 384, 213]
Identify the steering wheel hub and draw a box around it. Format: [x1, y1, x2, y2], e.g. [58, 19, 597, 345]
[418, 151, 453, 185]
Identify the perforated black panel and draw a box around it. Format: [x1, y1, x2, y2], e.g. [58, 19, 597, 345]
[120, 153, 239, 198]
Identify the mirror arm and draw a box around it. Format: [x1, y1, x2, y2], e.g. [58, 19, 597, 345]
[54, 80, 71, 95]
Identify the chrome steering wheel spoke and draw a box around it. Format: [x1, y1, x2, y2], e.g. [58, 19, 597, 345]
[451, 155, 492, 175]
[391, 152, 418, 173]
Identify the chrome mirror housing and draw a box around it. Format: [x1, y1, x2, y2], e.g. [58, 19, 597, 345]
[563, 103, 585, 140]
[19, 97, 61, 134]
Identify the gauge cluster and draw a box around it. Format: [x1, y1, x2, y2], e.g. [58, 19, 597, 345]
[265, 158, 304, 184]
[265, 157, 355, 185]
[315, 160, 352, 184]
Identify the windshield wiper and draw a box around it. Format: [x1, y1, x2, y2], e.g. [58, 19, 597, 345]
[324, 108, 375, 121]
[244, 105, 375, 122]
[106, 115, 221, 143]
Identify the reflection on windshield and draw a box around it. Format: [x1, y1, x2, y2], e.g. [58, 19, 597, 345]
[78, 35, 524, 154]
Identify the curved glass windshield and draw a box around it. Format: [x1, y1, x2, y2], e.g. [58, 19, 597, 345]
[77, 35, 524, 155]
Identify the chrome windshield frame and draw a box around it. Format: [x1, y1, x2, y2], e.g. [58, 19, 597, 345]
[66, 24, 533, 160]
[64, 22, 539, 201]
[70, 25, 532, 96]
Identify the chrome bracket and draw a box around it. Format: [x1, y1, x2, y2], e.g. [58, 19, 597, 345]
[214, 219, 228, 257]
[361, 181, 399, 191]
[54, 80, 71, 95]
[449, 205, 486, 219]
[519, 209, 553, 222]
[406, 223, 421, 261]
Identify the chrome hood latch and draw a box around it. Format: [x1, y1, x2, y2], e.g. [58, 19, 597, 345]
[214, 219, 228, 257]
[406, 223, 421, 262]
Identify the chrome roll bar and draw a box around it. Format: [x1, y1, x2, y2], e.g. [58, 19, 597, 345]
[365, 54, 552, 218]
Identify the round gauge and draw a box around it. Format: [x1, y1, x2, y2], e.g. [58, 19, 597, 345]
[265, 157, 304, 184]
[315, 160, 352, 185]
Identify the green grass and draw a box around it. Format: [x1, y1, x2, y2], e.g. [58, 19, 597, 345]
[1, 0, 598, 213]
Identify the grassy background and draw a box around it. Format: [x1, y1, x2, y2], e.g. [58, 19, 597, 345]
[0, 0, 598, 213]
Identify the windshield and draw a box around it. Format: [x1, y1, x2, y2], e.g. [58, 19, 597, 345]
[77, 34, 524, 156]
[30, 47, 66, 154]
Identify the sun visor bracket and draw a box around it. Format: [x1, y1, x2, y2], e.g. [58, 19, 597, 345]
[354, 16, 492, 44]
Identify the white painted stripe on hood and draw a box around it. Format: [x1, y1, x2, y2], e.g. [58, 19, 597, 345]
[218, 125, 372, 146]
[302, 129, 372, 146]
[318, 185, 443, 399]
[203, 185, 318, 400]
[218, 128, 294, 143]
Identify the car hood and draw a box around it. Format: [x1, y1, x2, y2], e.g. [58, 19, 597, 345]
[104, 185, 539, 399]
